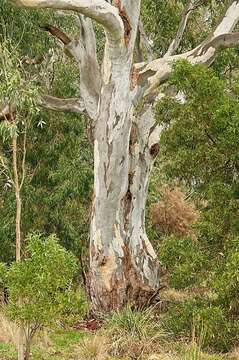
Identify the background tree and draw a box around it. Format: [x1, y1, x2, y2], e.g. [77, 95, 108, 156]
[0, 3, 93, 264]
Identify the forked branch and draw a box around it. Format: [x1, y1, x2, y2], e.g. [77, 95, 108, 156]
[134, 1, 239, 98]
[66, 15, 101, 120]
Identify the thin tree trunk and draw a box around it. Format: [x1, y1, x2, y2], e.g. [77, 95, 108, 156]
[24, 337, 32, 360]
[12, 135, 21, 262]
[12, 135, 25, 360]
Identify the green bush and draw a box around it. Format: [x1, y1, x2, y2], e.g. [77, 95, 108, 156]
[0, 233, 84, 359]
[159, 236, 207, 289]
[162, 299, 238, 352]
[213, 236, 239, 314]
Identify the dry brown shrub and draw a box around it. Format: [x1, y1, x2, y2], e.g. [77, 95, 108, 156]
[150, 186, 199, 238]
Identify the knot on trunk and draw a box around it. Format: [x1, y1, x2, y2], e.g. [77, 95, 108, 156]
[149, 143, 160, 158]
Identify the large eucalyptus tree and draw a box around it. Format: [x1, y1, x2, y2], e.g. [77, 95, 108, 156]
[7, 0, 239, 312]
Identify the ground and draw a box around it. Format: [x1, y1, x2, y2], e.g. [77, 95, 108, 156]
[0, 325, 238, 360]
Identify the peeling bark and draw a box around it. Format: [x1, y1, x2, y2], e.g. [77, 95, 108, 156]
[88, 2, 161, 313]
[89, 92, 162, 312]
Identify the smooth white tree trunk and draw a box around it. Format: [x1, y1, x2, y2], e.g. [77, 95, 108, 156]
[89, 68, 161, 310]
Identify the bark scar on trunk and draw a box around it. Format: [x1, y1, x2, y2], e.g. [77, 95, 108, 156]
[122, 170, 135, 231]
[149, 143, 160, 158]
[123, 188, 132, 231]
[129, 124, 137, 154]
[115, 0, 132, 45]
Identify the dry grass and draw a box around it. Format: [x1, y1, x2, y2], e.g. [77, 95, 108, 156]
[75, 331, 178, 360]
[160, 288, 191, 303]
[228, 347, 239, 360]
[0, 310, 234, 360]
[0, 313, 18, 345]
[104, 306, 167, 359]
[0, 311, 50, 349]
[76, 335, 109, 360]
[147, 354, 179, 360]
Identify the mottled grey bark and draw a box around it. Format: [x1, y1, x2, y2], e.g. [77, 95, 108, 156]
[88, 2, 161, 311]
[89, 92, 162, 311]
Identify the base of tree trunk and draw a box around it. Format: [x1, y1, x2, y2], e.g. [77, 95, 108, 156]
[88, 246, 161, 314]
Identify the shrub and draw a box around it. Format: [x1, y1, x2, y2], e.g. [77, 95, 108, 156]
[0, 233, 81, 359]
[212, 236, 239, 315]
[162, 299, 238, 352]
[150, 186, 199, 238]
[159, 235, 207, 289]
[0, 262, 6, 292]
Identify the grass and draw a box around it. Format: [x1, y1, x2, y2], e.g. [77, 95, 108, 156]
[106, 306, 167, 359]
[0, 308, 238, 360]
[0, 327, 85, 360]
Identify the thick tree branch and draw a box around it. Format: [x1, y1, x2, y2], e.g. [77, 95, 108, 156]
[135, 27, 143, 63]
[65, 15, 101, 120]
[134, 1, 239, 99]
[11, 0, 124, 43]
[193, 32, 239, 57]
[134, 19, 154, 62]
[39, 15, 100, 120]
[139, 20, 154, 61]
[40, 24, 71, 45]
[39, 95, 86, 114]
[212, 0, 239, 37]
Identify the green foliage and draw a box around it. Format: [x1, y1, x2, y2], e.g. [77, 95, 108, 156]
[1, 233, 79, 327]
[0, 111, 93, 263]
[0, 41, 39, 120]
[154, 60, 239, 352]
[159, 235, 207, 289]
[163, 299, 238, 352]
[23, 112, 93, 256]
[156, 61, 238, 191]
[155, 60, 238, 250]
[213, 236, 239, 315]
